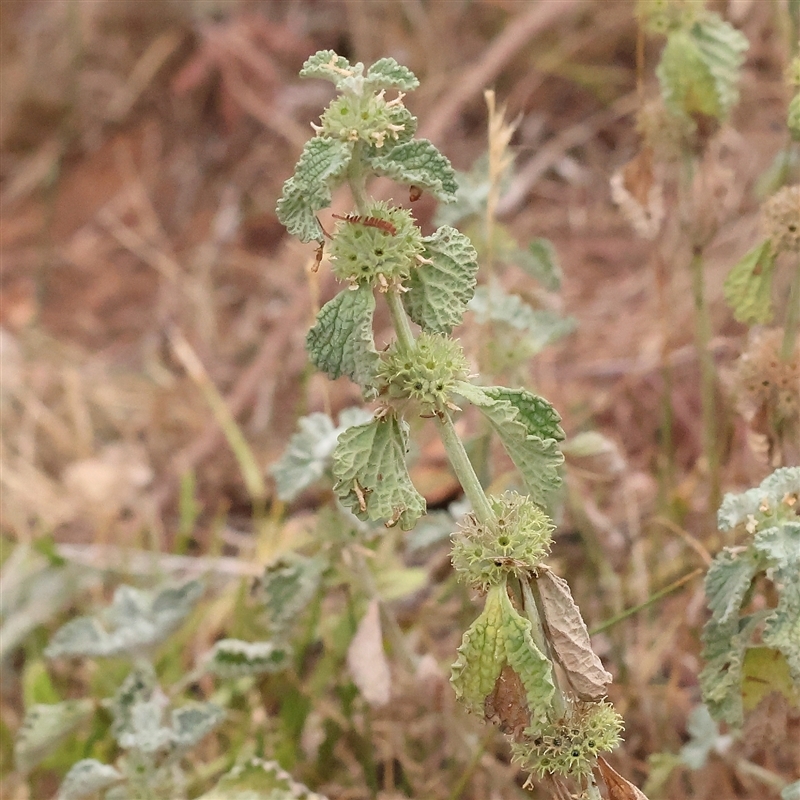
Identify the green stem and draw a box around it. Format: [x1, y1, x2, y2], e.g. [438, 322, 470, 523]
[437, 411, 496, 525]
[689, 247, 720, 510]
[781, 257, 800, 361]
[348, 142, 370, 215]
[385, 288, 416, 354]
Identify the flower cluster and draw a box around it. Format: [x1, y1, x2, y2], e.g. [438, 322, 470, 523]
[330, 201, 425, 289]
[451, 492, 553, 591]
[376, 333, 468, 414]
[317, 91, 414, 149]
[513, 701, 623, 779]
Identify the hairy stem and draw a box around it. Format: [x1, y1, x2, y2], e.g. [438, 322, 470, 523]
[781, 257, 800, 361]
[385, 288, 416, 354]
[437, 411, 496, 525]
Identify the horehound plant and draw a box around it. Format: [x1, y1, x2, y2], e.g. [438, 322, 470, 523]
[276, 51, 640, 800]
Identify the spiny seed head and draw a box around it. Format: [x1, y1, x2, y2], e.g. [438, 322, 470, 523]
[635, 0, 704, 35]
[377, 333, 468, 413]
[451, 492, 553, 591]
[330, 201, 424, 288]
[512, 701, 623, 780]
[761, 185, 800, 254]
[319, 91, 415, 148]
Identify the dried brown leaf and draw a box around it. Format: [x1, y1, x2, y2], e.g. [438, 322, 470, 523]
[347, 599, 391, 707]
[484, 664, 530, 740]
[597, 757, 650, 800]
[535, 567, 612, 701]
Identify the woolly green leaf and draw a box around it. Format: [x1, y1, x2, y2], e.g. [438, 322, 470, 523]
[451, 583, 554, 720]
[277, 138, 353, 242]
[763, 566, 800, 683]
[718, 467, 800, 530]
[365, 58, 419, 92]
[45, 580, 202, 658]
[197, 758, 329, 800]
[15, 699, 95, 772]
[117, 698, 172, 753]
[450, 584, 508, 715]
[535, 568, 612, 701]
[205, 639, 291, 679]
[782, 780, 800, 800]
[723, 241, 777, 324]
[270, 408, 373, 501]
[109, 662, 157, 740]
[752, 521, 800, 568]
[171, 703, 225, 750]
[457, 382, 564, 507]
[657, 15, 748, 121]
[306, 286, 379, 394]
[678, 705, 720, 770]
[403, 226, 478, 333]
[260, 554, 326, 638]
[468, 286, 575, 353]
[332, 414, 425, 530]
[299, 50, 356, 88]
[700, 613, 763, 726]
[57, 759, 122, 800]
[369, 140, 458, 202]
[704, 549, 759, 624]
[514, 238, 562, 292]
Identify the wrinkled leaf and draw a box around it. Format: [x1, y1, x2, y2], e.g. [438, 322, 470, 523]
[369, 139, 458, 202]
[704, 549, 759, 625]
[403, 226, 478, 333]
[57, 759, 122, 800]
[45, 580, 202, 659]
[277, 138, 353, 242]
[197, 758, 329, 800]
[763, 569, 800, 683]
[514, 238, 562, 292]
[332, 414, 425, 530]
[306, 286, 379, 394]
[451, 583, 554, 723]
[15, 699, 95, 773]
[299, 51, 354, 87]
[347, 600, 391, 706]
[270, 408, 373, 501]
[205, 639, 290, 679]
[261, 553, 326, 638]
[109, 662, 157, 740]
[171, 703, 225, 750]
[535, 567, 612, 700]
[456, 382, 564, 507]
[117, 696, 171, 754]
[717, 467, 800, 531]
[723, 241, 776, 325]
[365, 58, 419, 92]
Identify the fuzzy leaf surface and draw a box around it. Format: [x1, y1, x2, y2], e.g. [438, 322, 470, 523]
[109, 662, 157, 739]
[514, 238, 562, 291]
[457, 382, 564, 507]
[451, 583, 554, 720]
[717, 467, 800, 529]
[197, 758, 329, 800]
[276, 138, 353, 242]
[369, 140, 458, 202]
[700, 613, 764, 726]
[332, 414, 425, 530]
[57, 759, 122, 800]
[723, 241, 776, 324]
[45, 580, 202, 658]
[15, 699, 95, 773]
[763, 562, 800, 683]
[679, 705, 720, 769]
[205, 639, 291, 679]
[535, 567, 612, 700]
[365, 58, 419, 92]
[270, 408, 373, 501]
[171, 703, 225, 750]
[704, 549, 759, 625]
[261, 554, 326, 638]
[403, 226, 478, 333]
[306, 286, 379, 394]
[299, 51, 354, 86]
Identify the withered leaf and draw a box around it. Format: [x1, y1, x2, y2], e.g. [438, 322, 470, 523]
[484, 665, 530, 741]
[535, 567, 612, 701]
[347, 599, 391, 707]
[597, 757, 650, 800]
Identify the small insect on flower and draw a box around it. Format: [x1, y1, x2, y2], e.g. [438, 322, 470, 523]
[332, 214, 398, 236]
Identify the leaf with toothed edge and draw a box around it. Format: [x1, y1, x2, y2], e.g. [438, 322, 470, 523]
[57, 759, 122, 800]
[403, 226, 478, 333]
[365, 58, 419, 92]
[306, 286, 379, 395]
[332, 414, 425, 530]
[368, 140, 458, 202]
